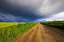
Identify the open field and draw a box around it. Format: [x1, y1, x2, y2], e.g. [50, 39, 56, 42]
[41, 21, 64, 30]
[0, 22, 64, 42]
[0, 22, 37, 42]
[13, 22, 64, 42]
[0, 22, 18, 28]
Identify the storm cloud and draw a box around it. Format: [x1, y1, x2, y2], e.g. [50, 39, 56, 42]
[0, 0, 43, 21]
[0, 0, 64, 21]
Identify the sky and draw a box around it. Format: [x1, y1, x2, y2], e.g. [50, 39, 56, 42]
[0, 0, 64, 22]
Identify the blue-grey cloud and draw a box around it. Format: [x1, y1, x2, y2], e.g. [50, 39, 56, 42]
[0, 0, 64, 21]
[0, 0, 45, 21]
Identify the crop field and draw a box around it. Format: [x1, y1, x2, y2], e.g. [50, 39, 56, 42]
[41, 21, 64, 30]
[0, 22, 37, 42]
[0, 22, 18, 28]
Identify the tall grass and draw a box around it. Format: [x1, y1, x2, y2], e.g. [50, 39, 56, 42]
[41, 21, 64, 30]
[0, 22, 37, 42]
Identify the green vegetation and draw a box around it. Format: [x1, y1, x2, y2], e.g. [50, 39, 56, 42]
[0, 22, 37, 42]
[41, 21, 64, 30]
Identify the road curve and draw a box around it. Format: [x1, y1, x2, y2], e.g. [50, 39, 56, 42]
[13, 22, 64, 42]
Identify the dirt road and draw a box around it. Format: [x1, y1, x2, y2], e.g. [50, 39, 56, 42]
[13, 22, 64, 42]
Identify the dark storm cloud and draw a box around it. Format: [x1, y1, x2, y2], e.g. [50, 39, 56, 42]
[0, 0, 44, 21]
[0, 0, 64, 21]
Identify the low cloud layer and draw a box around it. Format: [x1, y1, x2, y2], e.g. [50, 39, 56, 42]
[46, 11, 64, 20]
[37, 11, 64, 21]
[0, 0, 64, 21]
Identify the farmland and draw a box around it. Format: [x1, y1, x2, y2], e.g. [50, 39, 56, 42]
[0, 22, 18, 28]
[40, 21, 64, 30]
[13, 22, 64, 42]
[0, 22, 37, 42]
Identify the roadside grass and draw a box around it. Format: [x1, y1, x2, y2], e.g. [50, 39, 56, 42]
[40, 21, 64, 30]
[0, 22, 37, 42]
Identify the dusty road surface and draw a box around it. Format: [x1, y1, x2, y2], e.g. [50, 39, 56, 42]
[13, 22, 64, 42]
